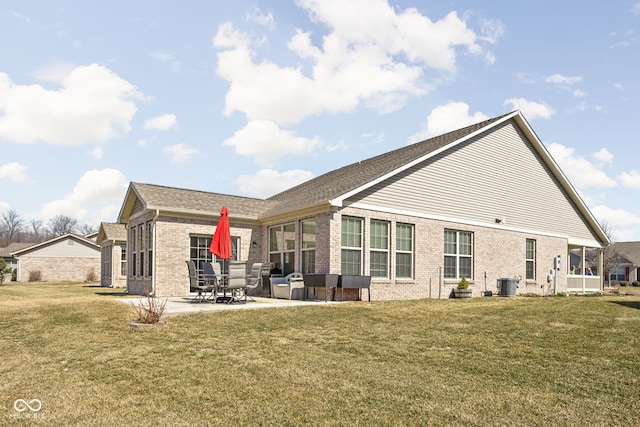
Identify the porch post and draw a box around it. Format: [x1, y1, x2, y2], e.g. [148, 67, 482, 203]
[581, 246, 586, 294]
[598, 248, 604, 290]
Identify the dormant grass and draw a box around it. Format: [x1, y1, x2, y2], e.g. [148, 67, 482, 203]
[1, 282, 639, 426]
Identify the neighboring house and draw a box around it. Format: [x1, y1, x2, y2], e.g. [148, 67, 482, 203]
[12, 234, 100, 282]
[97, 222, 128, 288]
[607, 242, 640, 284]
[116, 110, 609, 299]
[0, 242, 33, 279]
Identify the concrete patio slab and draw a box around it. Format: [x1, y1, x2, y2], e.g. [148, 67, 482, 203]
[119, 296, 338, 317]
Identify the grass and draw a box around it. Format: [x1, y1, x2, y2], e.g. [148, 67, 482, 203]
[1, 282, 640, 426]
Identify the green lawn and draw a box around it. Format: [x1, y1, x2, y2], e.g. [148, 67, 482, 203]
[1, 282, 640, 426]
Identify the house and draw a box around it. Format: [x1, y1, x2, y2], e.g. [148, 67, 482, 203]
[606, 242, 640, 284]
[97, 222, 128, 288]
[0, 242, 33, 280]
[115, 110, 609, 299]
[12, 234, 101, 282]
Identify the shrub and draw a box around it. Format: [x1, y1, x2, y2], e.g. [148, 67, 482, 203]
[130, 291, 167, 324]
[632, 281, 640, 287]
[85, 268, 98, 282]
[620, 281, 628, 287]
[28, 270, 42, 282]
[457, 276, 469, 289]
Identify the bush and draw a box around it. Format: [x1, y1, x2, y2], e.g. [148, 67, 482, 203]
[620, 281, 628, 287]
[85, 268, 98, 282]
[632, 281, 640, 287]
[130, 291, 167, 324]
[28, 270, 42, 282]
[457, 276, 469, 289]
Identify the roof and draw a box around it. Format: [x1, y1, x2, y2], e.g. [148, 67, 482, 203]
[97, 222, 127, 243]
[0, 242, 34, 257]
[265, 113, 512, 217]
[118, 182, 280, 223]
[611, 242, 640, 265]
[11, 233, 100, 256]
[114, 110, 608, 245]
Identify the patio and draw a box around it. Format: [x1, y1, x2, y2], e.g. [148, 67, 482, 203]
[119, 296, 338, 317]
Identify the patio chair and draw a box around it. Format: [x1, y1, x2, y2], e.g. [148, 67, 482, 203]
[186, 260, 215, 303]
[201, 262, 220, 303]
[226, 262, 248, 303]
[242, 263, 264, 302]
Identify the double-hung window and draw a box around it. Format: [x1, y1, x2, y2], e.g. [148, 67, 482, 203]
[301, 220, 316, 274]
[526, 239, 536, 280]
[370, 220, 389, 277]
[444, 229, 473, 279]
[341, 217, 362, 275]
[396, 223, 414, 278]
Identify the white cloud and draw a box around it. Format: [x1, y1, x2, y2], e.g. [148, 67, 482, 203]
[0, 64, 142, 145]
[215, 1, 496, 126]
[573, 89, 587, 97]
[590, 204, 640, 242]
[593, 148, 613, 165]
[503, 98, 555, 120]
[545, 73, 583, 85]
[89, 146, 104, 159]
[30, 168, 128, 223]
[150, 50, 181, 72]
[408, 101, 488, 143]
[246, 7, 276, 30]
[479, 18, 506, 44]
[235, 168, 315, 198]
[0, 162, 27, 182]
[631, 3, 640, 15]
[223, 120, 319, 167]
[163, 143, 198, 164]
[547, 142, 617, 189]
[143, 114, 178, 131]
[618, 170, 640, 189]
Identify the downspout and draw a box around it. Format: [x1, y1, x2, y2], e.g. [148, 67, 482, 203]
[151, 209, 159, 296]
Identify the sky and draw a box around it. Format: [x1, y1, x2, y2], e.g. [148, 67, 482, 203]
[1, 1, 640, 241]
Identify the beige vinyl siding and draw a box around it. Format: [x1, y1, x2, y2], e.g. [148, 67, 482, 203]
[19, 239, 99, 258]
[345, 119, 600, 243]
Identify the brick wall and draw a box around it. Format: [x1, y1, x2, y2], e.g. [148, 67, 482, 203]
[19, 257, 100, 282]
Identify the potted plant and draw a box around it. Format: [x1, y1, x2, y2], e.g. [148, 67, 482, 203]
[453, 276, 472, 298]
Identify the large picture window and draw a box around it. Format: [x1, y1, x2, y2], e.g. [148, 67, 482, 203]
[396, 223, 414, 279]
[526, 239, 536, 280]
[341, 217, 362, 275]
[370, 220, 389, 277]
[301, 220, 316, 274]
[269, 223, 296, 276]
[190, 235, 239, 285]
[444, 229, 473, 279]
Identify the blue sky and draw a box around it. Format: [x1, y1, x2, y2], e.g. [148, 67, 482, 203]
[1, 1, 640, 240]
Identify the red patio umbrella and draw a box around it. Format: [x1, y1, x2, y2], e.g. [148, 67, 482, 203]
[210, 206, 231, 265]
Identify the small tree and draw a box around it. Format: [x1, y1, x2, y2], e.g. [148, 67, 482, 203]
[0, 258, 13, 286]
[458, 276, 469, 289]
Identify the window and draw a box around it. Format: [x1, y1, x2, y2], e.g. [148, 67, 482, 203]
[444, 229, 473, 279]
[341, 217, 362, 275]
[138, 224, 145, 276]
[301, 220, 316, 274]
[526, 239, 536, 280]
[396, 223, 414, 278]
[370, 220, 389, 277]
[190, 235, 240, 280]
[610, 267, 626, 282]
[130, 227, 136, 277]
[147, 222, 154, 276]
[120, 244, 127, 277]
[269, 224, 296, 275]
